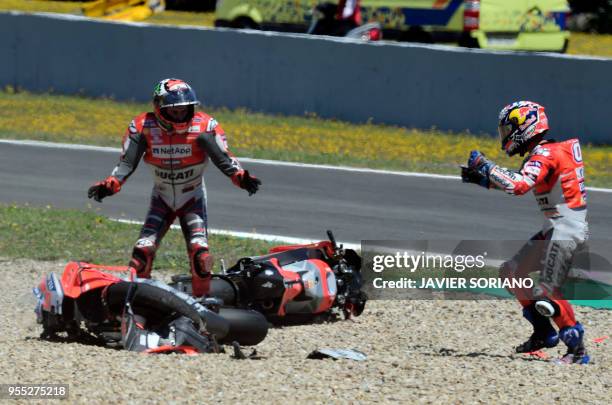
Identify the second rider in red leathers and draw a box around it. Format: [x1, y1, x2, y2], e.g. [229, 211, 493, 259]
[461, 101, 590, 364]
[88, 78, 261, 297]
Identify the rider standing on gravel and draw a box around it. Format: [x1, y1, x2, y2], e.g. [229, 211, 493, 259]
[88, 78, 261, 297]
[461, 101, 590, 364]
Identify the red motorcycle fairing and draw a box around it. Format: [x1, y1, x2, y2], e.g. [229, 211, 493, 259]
[269, 240, 336, 258]
[272, 242, 341, 315]
[267, 258, 302, 316]
[144, 345, 200, 355]
[36, 261, 132, 319]
[59, 262, 135, 298]
[282, 258, 337, 315]
[35, 261, 268, 352]
[224, 242, 343, 317]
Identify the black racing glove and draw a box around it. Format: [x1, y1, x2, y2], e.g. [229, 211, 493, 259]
[461, 150, 495, 188]
[461, 166, 489, 187]
[88, 176, 121, 202]
[231, 170, 262, 196]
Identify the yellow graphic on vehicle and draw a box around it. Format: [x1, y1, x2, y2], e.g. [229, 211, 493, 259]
[82, 0, 165, 22]
[215, 0, 570, 51]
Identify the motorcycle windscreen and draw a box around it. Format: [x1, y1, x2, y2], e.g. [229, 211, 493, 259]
[283, 259, 337, 314]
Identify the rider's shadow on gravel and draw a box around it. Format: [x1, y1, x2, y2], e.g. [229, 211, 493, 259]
[25, 334, 115, 349]
[266, 312, 356, 327]
[417, 346, 551, 363]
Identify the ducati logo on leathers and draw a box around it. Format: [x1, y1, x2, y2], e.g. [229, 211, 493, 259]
[155, 168, 196, 181]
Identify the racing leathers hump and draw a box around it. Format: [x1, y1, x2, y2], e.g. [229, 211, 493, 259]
[488, 139, 588, 239]
[110, 111, 242, 210]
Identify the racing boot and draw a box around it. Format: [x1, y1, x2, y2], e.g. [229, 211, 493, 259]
[129, 240, 156, 279]
[515, 304, 559, 353]
[557, 322, 590, 365]
[190, 249, 214, 298]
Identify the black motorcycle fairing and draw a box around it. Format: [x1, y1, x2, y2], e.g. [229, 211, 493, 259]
[170, 316, 219, 353]
[229, 247, 328, 271]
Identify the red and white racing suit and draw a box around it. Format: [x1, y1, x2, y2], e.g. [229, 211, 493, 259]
[491, 139, 588, 329]
[109, 111, 243, 289]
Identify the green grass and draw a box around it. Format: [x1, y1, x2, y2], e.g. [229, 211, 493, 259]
[0, 204, 276, 270]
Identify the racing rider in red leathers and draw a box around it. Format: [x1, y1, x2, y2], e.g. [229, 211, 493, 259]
[461, 101, 590, 364]
[88, 78, 261, 297]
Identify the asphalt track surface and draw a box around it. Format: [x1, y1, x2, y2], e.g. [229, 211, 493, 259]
[1, 142, 612, 243]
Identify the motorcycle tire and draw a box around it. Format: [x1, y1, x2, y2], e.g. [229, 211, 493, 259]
[105, 282, 267, 346]
[209, 276, 239, 306]
[107, 282, 232, 341]
[216, 307, 269, 346]
[169, 275, 239, 306]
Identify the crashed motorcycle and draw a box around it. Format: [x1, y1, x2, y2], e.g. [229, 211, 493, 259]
[33, 262, 268, 354]
[170, 231, 367, 324]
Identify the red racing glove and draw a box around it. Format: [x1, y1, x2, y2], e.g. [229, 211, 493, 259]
[88, 176, 122, 202]
[231, 170, 261, 196]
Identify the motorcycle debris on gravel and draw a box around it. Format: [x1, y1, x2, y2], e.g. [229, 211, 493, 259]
[33, 231, 366, 354]
[33, 262, 268, 354]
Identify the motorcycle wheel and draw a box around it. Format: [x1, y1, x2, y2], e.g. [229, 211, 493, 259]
[216, 308, 269, 346]
[169, 275, 239, 306]
[210, 276, 239, 306]
[105, 282, 206, 330]
[105, 282, 267, 346]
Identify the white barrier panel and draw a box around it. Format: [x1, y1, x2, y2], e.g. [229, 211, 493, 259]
[1, 12, 611, 143]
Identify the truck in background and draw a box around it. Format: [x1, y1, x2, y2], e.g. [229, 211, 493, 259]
[214, 0, 570, 52]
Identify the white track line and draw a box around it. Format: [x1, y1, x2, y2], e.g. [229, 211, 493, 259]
[110, 218, 361, 250]
[0, 139, 120, 153]
[2, 138, 611, 192]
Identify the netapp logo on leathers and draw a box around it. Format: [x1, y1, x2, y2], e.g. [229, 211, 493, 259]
[152, 145, 192, 158]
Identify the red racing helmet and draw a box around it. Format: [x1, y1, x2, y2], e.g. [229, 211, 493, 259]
[498, 101, 549, 156]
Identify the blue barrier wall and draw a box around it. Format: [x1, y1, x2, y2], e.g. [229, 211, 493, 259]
[1, 12, 611, 143]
